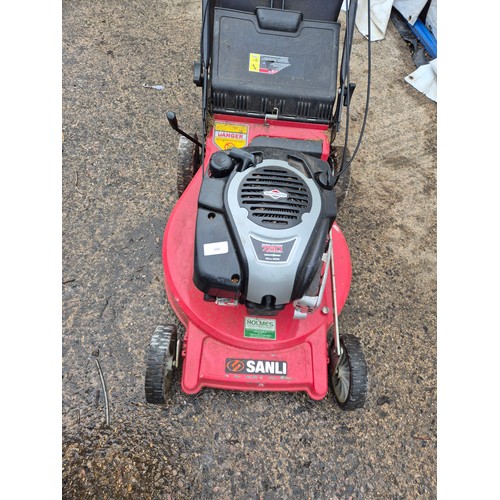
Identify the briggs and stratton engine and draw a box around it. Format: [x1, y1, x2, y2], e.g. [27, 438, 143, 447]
[193, 147, 337, 316]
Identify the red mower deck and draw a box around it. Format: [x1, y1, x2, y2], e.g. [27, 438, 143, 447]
[162, 128, 352, 399]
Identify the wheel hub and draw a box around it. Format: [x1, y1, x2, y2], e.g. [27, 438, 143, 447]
[333, 351, 350, 403]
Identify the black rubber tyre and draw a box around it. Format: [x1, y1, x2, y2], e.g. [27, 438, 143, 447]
[176, 135, 200, 198]
[145, 325, 177, 404]
[330, 146, 351, 211]
[330, 333, 368, 410]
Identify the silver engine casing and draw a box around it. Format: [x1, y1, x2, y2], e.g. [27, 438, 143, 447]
[226, 159, 323, 306]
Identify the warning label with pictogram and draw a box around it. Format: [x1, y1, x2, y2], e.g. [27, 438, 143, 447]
[213, 122, 249, 150]
[249, 53, 291, 74]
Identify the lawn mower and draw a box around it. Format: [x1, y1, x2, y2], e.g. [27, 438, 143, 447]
[145, 0, 371, 408]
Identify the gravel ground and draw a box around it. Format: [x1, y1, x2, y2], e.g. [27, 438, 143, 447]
[62, 0, 437, 498]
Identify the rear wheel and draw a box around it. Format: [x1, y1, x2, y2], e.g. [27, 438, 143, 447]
[176, 135, 200, 197]
[330, 333, 368, 410]
[330, 146, 351, 211]
[145, 325, 177, 404]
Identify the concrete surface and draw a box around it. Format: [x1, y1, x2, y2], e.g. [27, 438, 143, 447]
[62, 0, 437, 498]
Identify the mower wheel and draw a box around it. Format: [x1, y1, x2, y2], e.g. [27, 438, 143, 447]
[330, 334, 368, 410]
[176, 135, 200, 197]
[145, 325, 177, 404]
[331, 146, 351, 211]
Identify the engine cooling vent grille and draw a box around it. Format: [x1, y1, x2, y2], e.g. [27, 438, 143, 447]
[237, 166, 312, 229]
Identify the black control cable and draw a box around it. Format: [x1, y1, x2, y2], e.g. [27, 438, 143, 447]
[199, 0, 210, 176]
[333, 0, 372, 185]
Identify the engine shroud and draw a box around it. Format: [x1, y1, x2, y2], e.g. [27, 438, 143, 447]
[193, 147, 337, 313]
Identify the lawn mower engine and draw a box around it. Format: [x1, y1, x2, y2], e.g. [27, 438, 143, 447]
[194, 147, 336, 317]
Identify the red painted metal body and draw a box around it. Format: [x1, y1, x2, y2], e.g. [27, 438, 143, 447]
[162, 116, 352, 400]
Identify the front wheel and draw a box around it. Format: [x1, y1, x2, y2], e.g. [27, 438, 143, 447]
[145, 325, 177, 404]
[330, 333, 368, 410]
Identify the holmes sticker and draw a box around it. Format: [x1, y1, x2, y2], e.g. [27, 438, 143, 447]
[244, 317, 277, 340]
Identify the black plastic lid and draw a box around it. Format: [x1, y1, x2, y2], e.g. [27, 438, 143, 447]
[209, 151, 234, 178]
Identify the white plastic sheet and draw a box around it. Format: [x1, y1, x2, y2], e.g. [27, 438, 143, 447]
[393, 0, 428, 24]
[425, 0, 437, 38]
[404, 58, 437, 102]
[342, 0, 394, 41]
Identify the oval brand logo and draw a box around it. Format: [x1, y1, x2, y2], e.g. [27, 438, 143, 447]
[226, 359, 245, 372]
[263, 189, 288, 200]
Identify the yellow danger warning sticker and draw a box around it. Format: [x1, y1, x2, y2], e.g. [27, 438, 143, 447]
[213, 122, 248, 150]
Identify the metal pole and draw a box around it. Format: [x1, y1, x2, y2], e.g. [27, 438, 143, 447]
[330, 228, 342, 357]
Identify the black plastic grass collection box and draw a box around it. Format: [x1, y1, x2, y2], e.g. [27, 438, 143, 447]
[211, 7, 341, 122]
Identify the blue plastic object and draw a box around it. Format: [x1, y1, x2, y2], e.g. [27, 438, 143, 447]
[409, 18, 437, 59]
